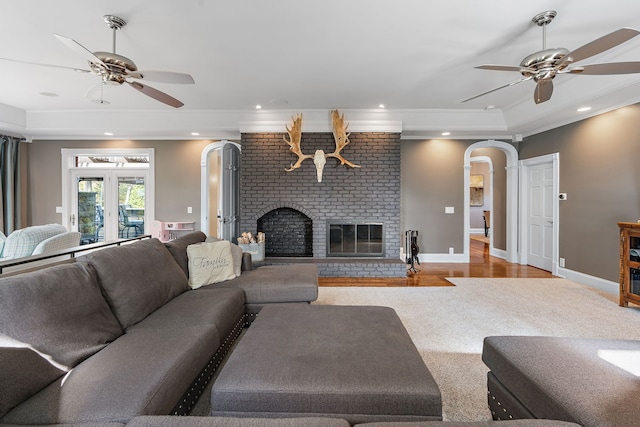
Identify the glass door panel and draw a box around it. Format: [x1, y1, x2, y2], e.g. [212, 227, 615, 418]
[76, 176, 105, 244]
[117, 175, 146, 238]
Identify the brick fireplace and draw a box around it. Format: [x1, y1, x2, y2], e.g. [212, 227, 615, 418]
[240, 131, 405, 277]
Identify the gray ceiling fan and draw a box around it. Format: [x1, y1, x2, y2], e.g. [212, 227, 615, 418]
[0, 15, 194, 108]
[462, 10, 640, 104]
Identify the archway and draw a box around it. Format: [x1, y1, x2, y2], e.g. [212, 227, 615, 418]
[463, 140, 518, 263]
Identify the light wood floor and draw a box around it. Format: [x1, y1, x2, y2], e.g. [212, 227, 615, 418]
[319, 238, 555, 287]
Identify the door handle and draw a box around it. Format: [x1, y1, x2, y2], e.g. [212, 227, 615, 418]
[71, 214, 75, 226]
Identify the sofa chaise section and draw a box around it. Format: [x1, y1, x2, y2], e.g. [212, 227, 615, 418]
[165, 232, 318, 315]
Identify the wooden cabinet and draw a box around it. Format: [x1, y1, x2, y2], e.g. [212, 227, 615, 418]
[618, 222, 640, 307]
[151, 221, 196, 242]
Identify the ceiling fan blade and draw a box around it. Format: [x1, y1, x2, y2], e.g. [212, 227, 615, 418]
[534, 80, 553, 104]
[476, 64, 531, 73]
[127, 81, 184, 108]
[460, 77, 532, 103]
[128, 70, 195, 84]
[53, 33, 107, 68]
[0, 57, 90, 73]
[568, 62, 640, 75]
[563, 28, 640, 65]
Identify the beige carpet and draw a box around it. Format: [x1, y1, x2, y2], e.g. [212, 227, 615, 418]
[314, 278, 640, 421]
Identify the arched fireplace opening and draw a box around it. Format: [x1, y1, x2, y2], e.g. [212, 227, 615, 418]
[257, 208, 313, 257]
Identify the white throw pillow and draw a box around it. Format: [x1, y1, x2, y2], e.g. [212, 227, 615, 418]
[230, 243, 242, 277]
[206, 236, 242, 277]
[187, 241, 237, 289]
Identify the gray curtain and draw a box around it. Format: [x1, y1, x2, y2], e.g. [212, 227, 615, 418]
[0, 135, 22, 234]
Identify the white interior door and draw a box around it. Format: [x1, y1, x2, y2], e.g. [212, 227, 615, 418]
[527, 162, 554, 271]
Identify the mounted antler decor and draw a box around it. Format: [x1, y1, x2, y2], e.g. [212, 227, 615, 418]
[283, 109, 360, 182]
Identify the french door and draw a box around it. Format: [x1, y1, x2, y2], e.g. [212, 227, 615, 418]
[221, 143, 240, 241]
[71, 170, 149, 244]
[200, 141, 240, 240]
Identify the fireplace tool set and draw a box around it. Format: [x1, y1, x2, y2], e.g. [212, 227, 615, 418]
[405, 230, 420, 274]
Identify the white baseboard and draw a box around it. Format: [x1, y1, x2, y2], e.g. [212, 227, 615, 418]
[401, 248, 468, 263]
[490, 247, 506, 260]
[557, 267, 618, 296]
[418, 253, 467, 263]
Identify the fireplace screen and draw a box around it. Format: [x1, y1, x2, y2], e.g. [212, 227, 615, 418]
[328, 221, 384, 257]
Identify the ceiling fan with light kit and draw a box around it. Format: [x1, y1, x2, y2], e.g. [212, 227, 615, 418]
[462, 10, 640, 104]
[0, 15, 194, 108]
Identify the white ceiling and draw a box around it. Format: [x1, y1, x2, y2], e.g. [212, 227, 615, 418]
[2, 0, 640, 140]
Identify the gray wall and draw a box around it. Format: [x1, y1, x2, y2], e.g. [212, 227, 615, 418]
[23, 103, 640, 282]
[27, 139, 213, 227]
[400, 139, 508, 253]
[520, 104, 640, 282]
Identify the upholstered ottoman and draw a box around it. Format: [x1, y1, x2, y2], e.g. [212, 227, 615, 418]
[210, 304, 442, 424]
[483, 336, 640, 427]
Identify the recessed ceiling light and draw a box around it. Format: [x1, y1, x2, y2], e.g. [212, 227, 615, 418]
[378, 104, 386, 109]
[441, 132, 451, 136]
[104, 132, 114, 136]
[40, 92, 59, 97]
[191, 132, 200, 136]
[577, 106, 592, 112]
[270, 99, 289, 106]
[255, 104, 262, 109]
[485, 105, 496, 110]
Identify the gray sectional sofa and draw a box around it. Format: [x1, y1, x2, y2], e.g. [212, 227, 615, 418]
[0, 232, 318, 425]
[0, 229, 590, 427]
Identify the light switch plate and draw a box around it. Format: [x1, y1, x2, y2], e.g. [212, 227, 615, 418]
[445, 206, 454, 214]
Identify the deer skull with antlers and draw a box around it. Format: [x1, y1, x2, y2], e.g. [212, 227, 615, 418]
[283, 110, 360, 182]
